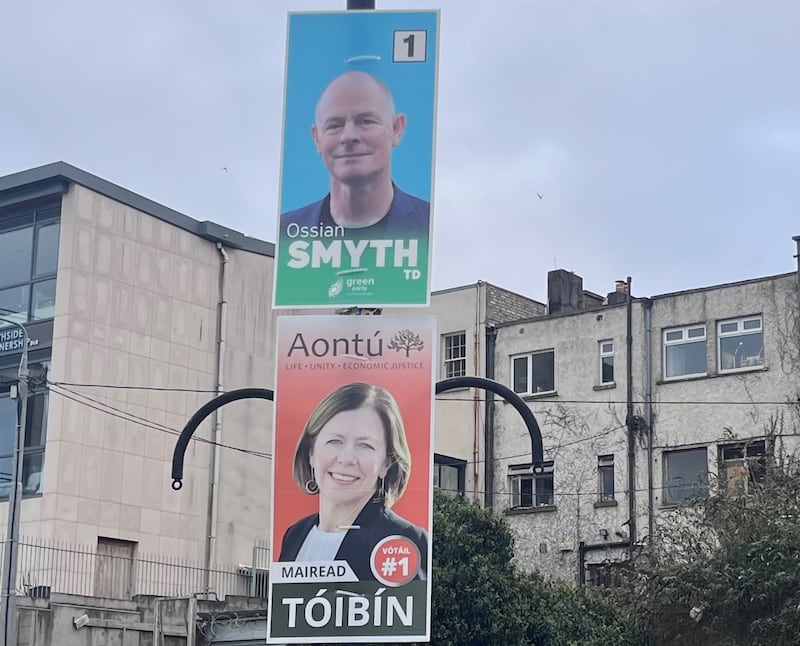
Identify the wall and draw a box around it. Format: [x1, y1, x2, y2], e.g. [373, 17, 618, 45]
[7, 183, 276, 577]
[493, 302, 643, 582]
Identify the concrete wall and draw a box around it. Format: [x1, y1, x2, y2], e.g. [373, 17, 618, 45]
[494, 302, 641, 582]
[15, 592, 265, 646]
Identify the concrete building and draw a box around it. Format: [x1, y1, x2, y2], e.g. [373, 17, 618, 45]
[491, 256, 800, 585]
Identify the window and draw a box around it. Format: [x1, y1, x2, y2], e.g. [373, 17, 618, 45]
[586, 562, 624, 588]
[663, 325, 706, 379]
[599, 340, 614, 384]
[663, 447, 709, 504]
[719, 440, 766, 495]
[511, 350, 555, 395]
[433, 454, 466, 496]
[718, 316, 763, 372]
[0, 203, 60, 329]
[597, 455, 615, 502]
[442, 332, 467, 378]
[0, 384, 48, 499]
[509, 461, 554, 509]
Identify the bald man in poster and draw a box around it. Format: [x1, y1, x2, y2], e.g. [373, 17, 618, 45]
[281, 71, 430, 236]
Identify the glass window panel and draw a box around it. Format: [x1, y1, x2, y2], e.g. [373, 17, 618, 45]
[0, 212, 34, 233]
[24, 392, 47, 448]
[0, 227, 33, 289]
[720, 322, 738, 334]
[601, 356, 614, 383]
[0, 397, 17, 455]
[601, 342, 613, 354]
[519, 478, 533, 507]
[23, 451, 44, 494]
[665, 340, 706, 378]
[532, 351, 554, 393]
[665, 331, 682, 342]
[438, 464, 460, 495]
[34, 222, 60, 276]
[599, 466, 615, 501]
[35, 206, 60, 222]
[0, 285, 29, 327]
[512, 357, 528, 393]
[665, 448, 708, 503]
[0, 456, 11, 498]
[743, 319, 761, 330]
[31, 279, 56, 320]
[536, 474, 554, 506]
[720, 333, 763, 370]
[687, 327, 706, 338]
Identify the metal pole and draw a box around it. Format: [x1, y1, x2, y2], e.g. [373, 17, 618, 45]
[0, 317, 29, 646]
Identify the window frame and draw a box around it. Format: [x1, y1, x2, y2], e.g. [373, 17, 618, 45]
[598, 340, 614, 385]
[0, 381, 49, 500]
[433, 453, 466, 496]
[717, 315, 764, 373]
[718, 439, 767, 495]
[442, 332, 467, 379]
[597, 454, 615, 502]
[511, 349, 555, 396]
[509, 461, 555, 509]
[0, 202, 60, 330]
[663, 446, 709, 505]
[663, 324, 707, 380]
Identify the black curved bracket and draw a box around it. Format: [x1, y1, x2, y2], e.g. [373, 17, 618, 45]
[170, 377, 544, 490]
[170, 388, 273, 490]
[436, 376, 544, 472]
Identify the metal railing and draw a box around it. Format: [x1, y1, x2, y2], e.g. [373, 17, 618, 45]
[0, 537, 270, 601]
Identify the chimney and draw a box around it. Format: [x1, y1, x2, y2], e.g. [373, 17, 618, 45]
[547, 270, 583, 315]
[793, 235, 800, 280]
[607, 280, 630, 306]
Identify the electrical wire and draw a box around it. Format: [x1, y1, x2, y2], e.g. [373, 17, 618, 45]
[46, 383, 272, 459]
[46, 380, 800, 406]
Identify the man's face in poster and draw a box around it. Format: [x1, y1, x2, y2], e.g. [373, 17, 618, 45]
[311, 71, 407, 186]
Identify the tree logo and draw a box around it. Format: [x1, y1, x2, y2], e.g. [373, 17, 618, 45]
[387, 329, 424, 357]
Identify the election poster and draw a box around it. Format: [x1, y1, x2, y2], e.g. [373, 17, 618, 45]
[267, 315, 436, 643]
[272, 10, 440, 308]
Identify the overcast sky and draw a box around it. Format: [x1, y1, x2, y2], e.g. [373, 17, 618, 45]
[2, 0, 798, 302]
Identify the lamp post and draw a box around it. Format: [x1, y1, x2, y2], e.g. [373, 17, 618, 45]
[0, 317, 29, 646]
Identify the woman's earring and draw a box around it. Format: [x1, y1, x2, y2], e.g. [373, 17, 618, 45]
[305, 467, 319, 495]
[373, 476, 385, 502]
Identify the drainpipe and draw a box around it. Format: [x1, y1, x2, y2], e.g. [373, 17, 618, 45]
[578, 540, 630, 587]
[484, 323, 497, 508]
[644, 299, 654, 546]
[205, 243, 229, 586]
[625, 276, 636, 556]
[472, 283, 482, 499]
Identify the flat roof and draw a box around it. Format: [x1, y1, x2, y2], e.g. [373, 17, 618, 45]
[0, 162, 274, 257]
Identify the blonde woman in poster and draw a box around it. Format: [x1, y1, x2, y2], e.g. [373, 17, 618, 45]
[277, 382, 428, 581]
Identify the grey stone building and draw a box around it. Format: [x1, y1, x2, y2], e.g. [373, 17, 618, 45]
[491, 254, 800, 585]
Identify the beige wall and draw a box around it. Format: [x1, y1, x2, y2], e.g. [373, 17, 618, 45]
[9, 184, 276, 571]
[387, 284, 486, 500]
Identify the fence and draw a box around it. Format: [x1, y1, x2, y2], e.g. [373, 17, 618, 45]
[0, 537, 270, 601]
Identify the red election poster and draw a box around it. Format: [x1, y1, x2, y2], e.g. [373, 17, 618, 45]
[267, 314, 435, 643]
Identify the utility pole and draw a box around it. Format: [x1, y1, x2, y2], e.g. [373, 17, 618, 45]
[625, 277, 636, 557]
[0, 318, 30, 646]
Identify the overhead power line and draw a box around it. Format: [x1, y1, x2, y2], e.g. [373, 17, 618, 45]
[46, 381, 800, 406]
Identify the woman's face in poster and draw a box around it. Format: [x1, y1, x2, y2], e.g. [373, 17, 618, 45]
[310, 406, 389, 506]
